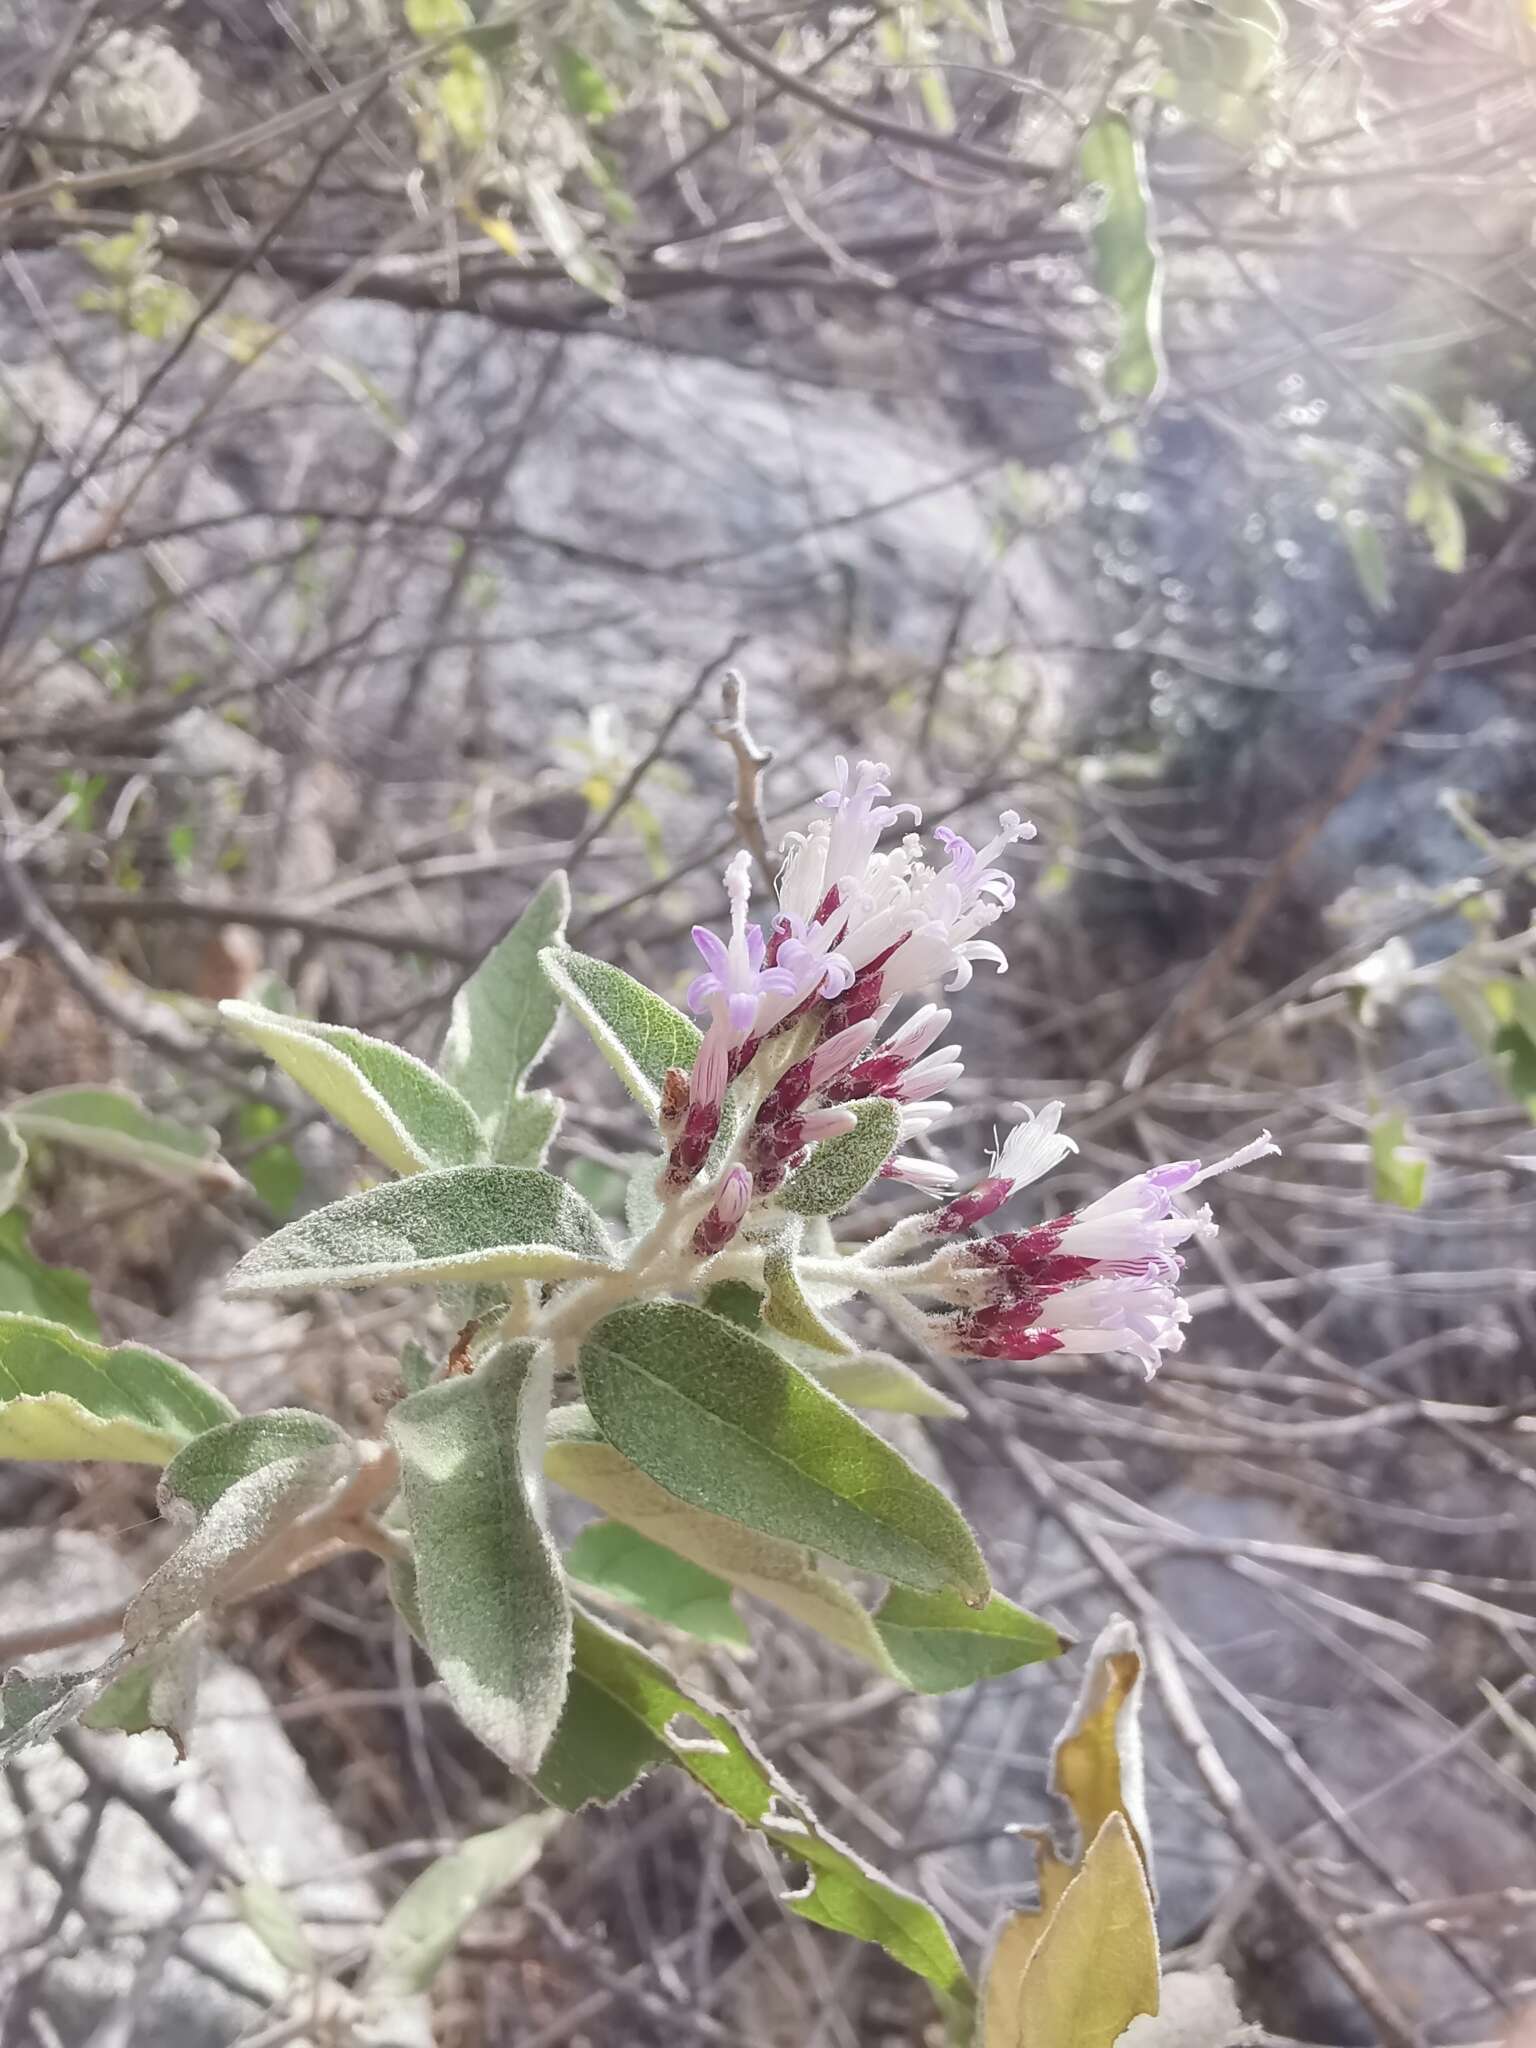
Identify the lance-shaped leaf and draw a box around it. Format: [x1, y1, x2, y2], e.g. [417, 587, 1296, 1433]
[363, 1812, 563, 1997]
[440, 874, 569, 1146]
[230, 1875, 314, 1977]
[0, 1116, 26, 1212]
[578, 1302, 988, 1600]
[537, 1615, 971, 2009]
[987, 1813, 1159, 2048]
[566, 1519, 748, 1650]
[495, 1090, 562, 1169]
[804, 1348, 965, 1420]
[1079, 114, 1165, 405]
[779, 1100, 901, 1216]
[227, 1165, 614, 1296]
[549, 1413, 1060, 1694]
[0, 1212, 99, 1337]
[220, 1000, 487, 1177]
[161, 1410, 350, 1515]
[389, 1341, 571, 1774]
[0, 1313, 236, 1463]
[547, 1405, 893, 1671]
[538, 946, 699, 1116]
[762, 1248, 852, 1353]
[10, 1086, 231, 1187]
[873, 1586, 1066, 1694]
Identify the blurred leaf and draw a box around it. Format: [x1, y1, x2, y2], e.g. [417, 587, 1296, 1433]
[406, 0, 473, 32]
[526, 176, 624, 303]
[578, 1302, 989, 1598]
[1079, 114, 1165, 403]
[0, 1116, 25, 1212]
[779, 1100, 902, 1216]
[220, 1000, 487, 1178]
[438, 46, 496, 149]
[389, 1342, 571, 1774]
[440, 873, 569, 1145]
[1405, 462, 1466, 574]
[803, 1349, 965, 1420]
[12, 1086, 228, 1187]
[1157, 0, 1284, 94]
[535, 1613, 971, 2009]
[567, 1518, 748, 1649]
[1369, 1111, 1428, 1210]
[237, 1102, 304, 1218]
[364, 1813, 563, 1996]
[1343, 516, 1392, 613]
[230, 1875, 314, 1977]
[554, 44, 619, 120]
[470, 208, 521, 257]
[0, 1313, 235, 1463]
[0, 1212, 99, 1337]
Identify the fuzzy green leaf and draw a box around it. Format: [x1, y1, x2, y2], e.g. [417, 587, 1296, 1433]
[494, 1090, 562, 1168]
[547, 1406, 894, 1672]
[1080, 114, 1165, 405]
[441, 875, 569, 1144]
[566, 1519, 748, 1650]
[0, 1313, 236, 1463]
[535, 1613, 970, 2008]
[698, 1278, 764, 1328]
[0, 1212, 99, 1337]
[0, 1116, 26, 1212]
[220, 1000, 486, 1177]
[762, 1248, 852, 1352]
[160, 1410, 349, 1515]
[578, 1302, 989, 1599]
[389, 1341, 571, 1774]
[364, 1813, 563, 1996]
[226, 1165, 614, 1295]
[10, 1086, 230, 1187]
[126, 1445, 353, 1645]
[537, 947, 700, 1116]
[873, 1585, 1066, 1694]
[779, 1100, 902, 1216]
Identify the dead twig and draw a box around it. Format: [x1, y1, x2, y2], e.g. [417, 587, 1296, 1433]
[709, 671, 776, 886]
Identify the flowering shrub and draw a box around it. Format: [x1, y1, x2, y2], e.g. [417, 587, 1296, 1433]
[0, 758, 1273, 2037]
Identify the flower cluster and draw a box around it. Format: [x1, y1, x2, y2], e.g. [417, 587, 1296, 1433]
[666, 755, 1276, 1376]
